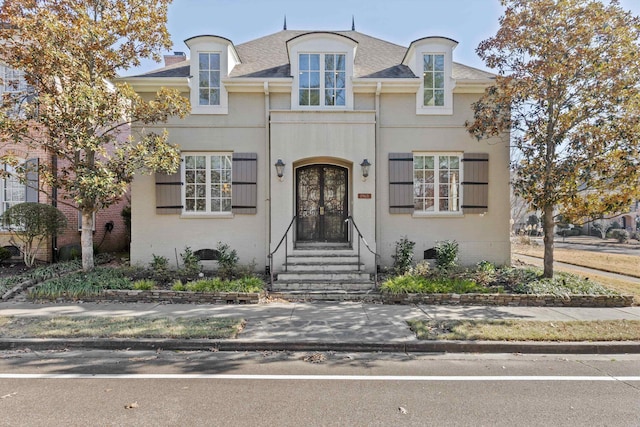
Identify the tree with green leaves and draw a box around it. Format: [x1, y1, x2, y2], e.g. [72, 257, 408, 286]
[0, 0, 190, 271]
[467, 0, 640, 277]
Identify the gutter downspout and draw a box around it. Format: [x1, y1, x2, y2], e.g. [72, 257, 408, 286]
[51, 154, 58, 263]
[264, 81, 271, 274]
[374, 82, 382, 271]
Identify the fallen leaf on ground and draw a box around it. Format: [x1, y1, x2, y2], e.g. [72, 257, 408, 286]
[124, 402, 139, 409]
[399, 407, 408, 414]
[303, 353, 326, 363]
[1, 392, 17, 399]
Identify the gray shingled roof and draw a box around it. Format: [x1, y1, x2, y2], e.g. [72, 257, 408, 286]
[132, 30, 494, 81]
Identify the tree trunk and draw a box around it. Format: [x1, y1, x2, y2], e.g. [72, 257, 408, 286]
[81, 210, 95, 271]
[542, 205, 554, 278]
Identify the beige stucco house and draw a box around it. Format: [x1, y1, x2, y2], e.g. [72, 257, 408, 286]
[122, 27, 510, 286]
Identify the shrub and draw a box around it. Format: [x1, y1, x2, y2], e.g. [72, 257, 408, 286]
[0, 247, 12, 262]
[435, 240, 458, 271]
[182, 276, 264, 293]
[609, 229, 629, 243]
[2, 202, 67, 267]
[514, 272, 618, 297]
[29, 267, 131, 299]
[171, 280, 186, 291]
[132, 279, 156, 290]
[392, 236, 415, 275]
[216, 242, 239, 279]
[180, 246, 201, 275]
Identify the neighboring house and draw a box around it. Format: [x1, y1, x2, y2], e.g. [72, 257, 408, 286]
[0, 63, 129, 262]
[121, 27, 511, 277]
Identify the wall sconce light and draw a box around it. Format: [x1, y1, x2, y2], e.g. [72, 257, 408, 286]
[274, 159, 285, 181]
[360, 159, 371, 181]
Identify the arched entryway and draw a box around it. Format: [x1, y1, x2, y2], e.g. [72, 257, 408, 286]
[296, 164, 348, 243]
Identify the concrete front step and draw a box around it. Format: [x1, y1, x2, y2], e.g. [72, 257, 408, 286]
[287, 255, 360, 263]
[276, 271, 372, 281]
[271, 280, 376, 292]
[285, 262, 364, 272]
[269, 291, 381, 302]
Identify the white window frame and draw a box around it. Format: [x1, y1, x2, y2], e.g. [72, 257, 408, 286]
[413, 152, 463, 216]
[1, 164, 25, 215]
[422, 54, 446, 107]
[181, 153, 232, 216]
[197, 52, 221, 107]
[297, 53, 347, 108]
[186, 36, 239, 115]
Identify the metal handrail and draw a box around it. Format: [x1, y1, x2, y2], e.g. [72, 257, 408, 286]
[345, 215, 380, 285]
[267, 215, 297, 289]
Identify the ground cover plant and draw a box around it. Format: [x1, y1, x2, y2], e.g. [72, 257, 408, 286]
[380, 260, 621, 297]
[407, 319, 640, 341]
[0, 316, 244, 339]
[0, 260, 82, 296]
[26, 246, 266, 300]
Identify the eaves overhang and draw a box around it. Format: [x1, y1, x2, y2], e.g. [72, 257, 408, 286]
[115, 76, 190, 92]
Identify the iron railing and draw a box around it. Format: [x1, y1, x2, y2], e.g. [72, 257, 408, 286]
[267, 215, 297, 290]
[345, 215, 380, 285]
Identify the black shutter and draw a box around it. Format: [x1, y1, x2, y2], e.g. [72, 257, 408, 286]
[389, 153, 414, 214]
[461, 153, 489, 214]
[232, 153, 257, 214]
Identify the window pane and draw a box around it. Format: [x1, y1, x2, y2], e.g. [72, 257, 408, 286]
[424, 89, 434, 106]
[196, 185, 206, 198]
[325, 72, 335, 87]
[424, 157, 434, 169]
[199, 53, 209, 70]
[414, 170, 424, 183]
[424, 171, 434, 183]
[325, 54, 334, 70]
[336, 54, 345, 70]
[185, 156, 194, 169]
[185, 185, 194, 197]
[336, 72, 345, 88]
[434, 72, 444, 89]
[434, 90, 445, 106]
[325, 90, 335, 106]
[186, 199, 195, 211]
[300, 54, 309, 70]
[222, 199, 231, 212]
[210, 54, 220, 70]
[434, 55, 444, 71]
[309, 90, 320, 105]
[413, 156, 424, 169]
[309, 54, 320, 70]
[210, 89, 220, 105]
[439, 199, 449, 211]
[185, 170, 195, 183]
[450, 157, 459, 169]
[423, 54, 433, 71]
[425, 184, 434, 198]
[210, 71, 220, 87]
[310, 71, 320, 89]
[424, 73, 433, 89]
[439, 156, 449, 169]
[195, 156, 206, 169]
[199, 89, 209, 105]
[439, 185, 449, 197]
[196, 199, 206, 211]
[199, 71, 209, 88]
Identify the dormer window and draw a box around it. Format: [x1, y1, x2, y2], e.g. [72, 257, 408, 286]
[198, 53, 221, 106]
[403, 37, 457, 115]
[298, 53, 346, 107]
[423, 54, 445, 107]
[288, 33, 356, 110]
[186, 35, 240, 115]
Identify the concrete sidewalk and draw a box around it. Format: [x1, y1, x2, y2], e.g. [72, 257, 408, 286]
[1, 301, 640, 354]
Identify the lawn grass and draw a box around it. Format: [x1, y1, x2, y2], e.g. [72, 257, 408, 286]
[513, 245, 640, 278]
[0, 316, 245, 339]
[408, 319, 640, 341]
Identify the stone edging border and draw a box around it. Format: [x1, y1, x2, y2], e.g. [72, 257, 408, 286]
[44, 289, 635, 307]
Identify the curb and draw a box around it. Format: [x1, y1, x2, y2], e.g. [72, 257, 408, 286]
[2, 338, 640, 354]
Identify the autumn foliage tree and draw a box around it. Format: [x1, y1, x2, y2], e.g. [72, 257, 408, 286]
[0, 0, 189, 271]
[467, 0, 640, 277]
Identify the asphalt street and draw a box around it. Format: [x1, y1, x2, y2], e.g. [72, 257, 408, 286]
[1, 350, 639, 426]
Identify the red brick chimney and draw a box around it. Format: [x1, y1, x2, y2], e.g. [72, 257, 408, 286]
[163, 52, 187, 67]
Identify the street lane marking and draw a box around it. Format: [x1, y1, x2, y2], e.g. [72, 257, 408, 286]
[1, 374, 639, 381]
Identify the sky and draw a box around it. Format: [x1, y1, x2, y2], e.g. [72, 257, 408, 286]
[130, 0, 640, 75]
